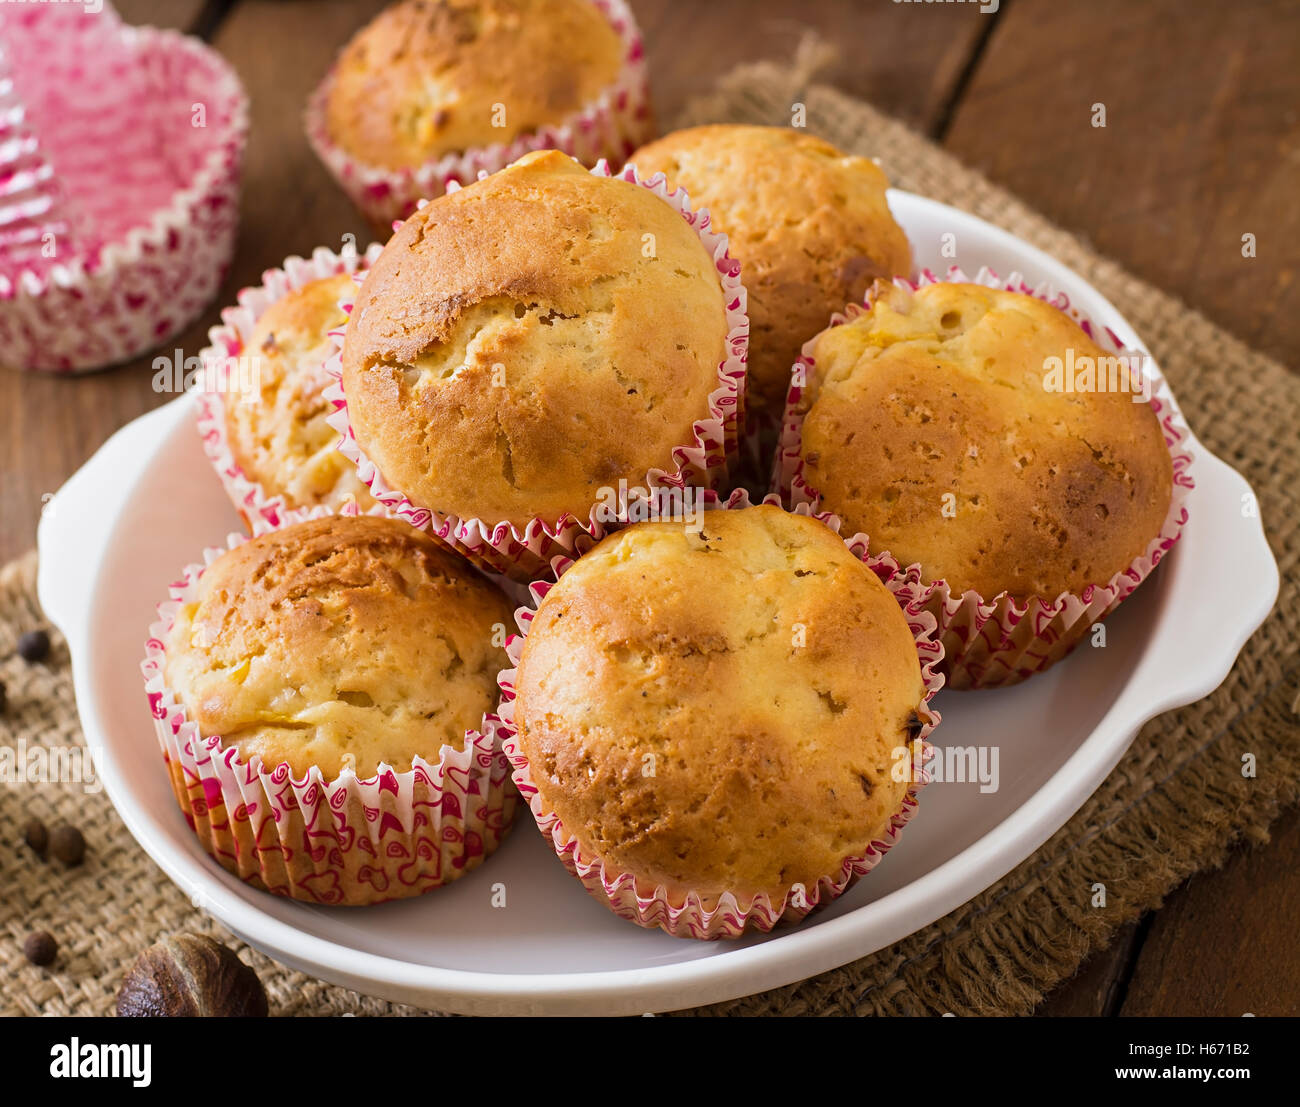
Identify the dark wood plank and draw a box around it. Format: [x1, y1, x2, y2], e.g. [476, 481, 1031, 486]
[944, 0, 1300, 1017]
[112, 0, 207, 30]
[632, 0, 991, 132]
[210, 0, 388, 287]
[1118, 807, 1300, 1017]
[942, 0, 1300, 372]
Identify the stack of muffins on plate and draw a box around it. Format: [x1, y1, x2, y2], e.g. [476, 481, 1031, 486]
[144, 0, 1190, 937]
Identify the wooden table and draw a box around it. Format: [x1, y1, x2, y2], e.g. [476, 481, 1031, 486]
[2, 0, 1296, 1016]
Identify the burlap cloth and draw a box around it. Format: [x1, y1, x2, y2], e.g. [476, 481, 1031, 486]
[2, 56, 1297, 1017]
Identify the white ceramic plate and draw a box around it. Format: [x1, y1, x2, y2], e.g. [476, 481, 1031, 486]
[37, 192, 1278, 1016]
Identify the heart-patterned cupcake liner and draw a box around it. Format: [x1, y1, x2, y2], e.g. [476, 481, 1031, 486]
[0, 3, 248, 373]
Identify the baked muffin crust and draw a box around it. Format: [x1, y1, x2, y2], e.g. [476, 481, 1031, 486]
[341, 149, 728, 528]
[165, 515, 514, 779]
[513, 505, 927, 902]
[628, 125, 912, 420]
[326, 0, 624, 170]
[797, 282, 1174, 599]
[222, 273, 375, 513]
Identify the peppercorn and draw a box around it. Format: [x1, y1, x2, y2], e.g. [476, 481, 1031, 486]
[23, 817, 48, 856]
[49, 824, 85, 866]
[16, 629, 51, 662]
[23, 930, 57, 966]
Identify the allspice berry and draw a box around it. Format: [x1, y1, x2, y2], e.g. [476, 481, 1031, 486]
[16, 629, 51, 663]
[48, 824, 85, 866]
[116, 934, 269, 1017]
[23, 817, 48, 856]
[23, 930, 58, 966]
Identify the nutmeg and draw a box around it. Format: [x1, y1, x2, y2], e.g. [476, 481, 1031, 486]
[115, 934, 268, 1017]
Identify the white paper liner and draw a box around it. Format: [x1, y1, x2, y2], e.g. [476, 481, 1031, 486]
[775, 266, 1195, 689]
[141, 502, 519, 906]
[195, 243, 385, 530]
[303, 0, 655, 231]
[0, 22, 248, 374]
[325, 158, 749, 580]
[492, 493, 945, 939]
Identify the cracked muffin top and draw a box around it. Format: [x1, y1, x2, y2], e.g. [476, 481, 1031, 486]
[165, 515, 514, 779]
[340, 149, 728, 529]
[794, 281, 1173, 600]
[325, 0, 625, 170]
[628, 125, 911, 423]
[512, 505, 928, 903]
[221, 273, 377, 514]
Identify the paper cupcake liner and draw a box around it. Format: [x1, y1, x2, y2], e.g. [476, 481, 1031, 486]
[304, 0, 655, 232]
[776, 266, 1195, 690]
[0, 9, 248, 374]
[141, 503, 519, 906]
[324, 158, 749, 580]
[195, 243, 385, 530]
[492, 492, 944, 939]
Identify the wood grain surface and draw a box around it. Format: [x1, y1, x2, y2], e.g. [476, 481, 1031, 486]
[1, 0, 1295, 1017]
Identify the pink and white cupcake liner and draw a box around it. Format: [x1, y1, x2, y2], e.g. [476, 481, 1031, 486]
[493, 493, 944, 940]
[0, 3, 247, 373]
[304, 0, 655, 232]
[195, 243, 385, 530]
[141, 503, 519, 907]
[776, 266, 1195, 690]
[325, 158, 749, 580]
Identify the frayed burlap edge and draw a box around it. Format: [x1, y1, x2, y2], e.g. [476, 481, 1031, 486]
[2, 54, 1296, 1017]
[0, 552, 433, 1017]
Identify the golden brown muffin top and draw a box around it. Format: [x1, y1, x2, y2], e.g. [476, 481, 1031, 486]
[165, 515, 514, 779]
[341, 150, 728, 528]
[222, 274, 376, 514]
[325, 0, 624, 170]
[628, 125, 912, 421]
[513, 505, 927, 903]
[797, 282, 1174, 600]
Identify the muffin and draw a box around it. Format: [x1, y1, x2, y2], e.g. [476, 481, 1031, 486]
[336, 149, 746, 577]
[327, 0, 623, 170]
[628, 125, 912, 424]
[146, 512, 518, 905]
[213, 273, 377, 520]
[308, 0, 653, 229]
[502, 504, 940, 938]
[783, 277, 1187, 688]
